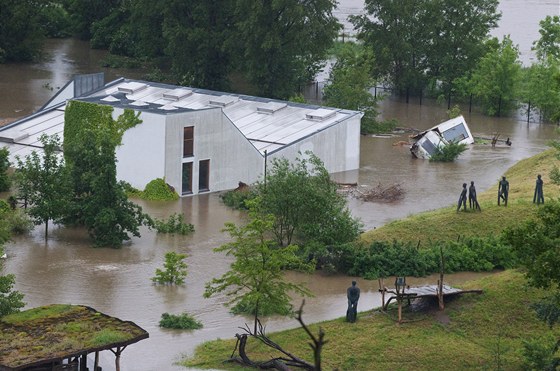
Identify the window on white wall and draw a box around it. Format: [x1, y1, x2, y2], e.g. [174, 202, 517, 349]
[182, 162, 193, 194]
[199, 159, 210, 192]
[183, 126, 193, 157]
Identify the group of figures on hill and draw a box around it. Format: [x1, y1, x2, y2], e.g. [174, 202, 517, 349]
[457, 175, 544, 212]
[456, 181, 482, 212]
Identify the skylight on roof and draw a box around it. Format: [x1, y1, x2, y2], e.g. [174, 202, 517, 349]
[163, 88, 192, 101]
[101, 95, 120, 102]
[256, 102, 287, 114]
[158, 104, 178, 111]
[130, 100, 149, 107]
[208, 95, 239, 107]
[117, 82, 148, 94]
[305, 108, 337, 121]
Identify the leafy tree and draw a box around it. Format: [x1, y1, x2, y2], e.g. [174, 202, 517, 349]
[0, 147, 10, 192]
[258, 152, 361, 247]
[152, 251, 188, 285]
[520, 16, 560, 124]
[163, 0, 235, 91]
[14, 134, 70, 240]
[533, 15, 560, 61]
[423, 0, 500, 101]
[429, 142, 468, 162]
[0, 273, 25, 317]
[204, 209, 313, 334]
[234, 0, 340, 99]
[352, 0, 500, 101]
[0, 0, 44, 62]
[323, 43, 394, 134]
[64, 101, 149, 248]
[468, 36, 522, 116]
[66, 0, 121, 39]
[351, 0, 428, 97]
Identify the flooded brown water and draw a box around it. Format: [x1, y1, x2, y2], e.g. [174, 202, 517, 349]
[0, 1, 558, 370]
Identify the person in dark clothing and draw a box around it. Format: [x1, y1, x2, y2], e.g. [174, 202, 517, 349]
[533, 174, 544, 204]
[346, 281, 360, 323]
[498, 176, 509, 206]
[457, 183, 467, 212]
[468, 181, 481, 211]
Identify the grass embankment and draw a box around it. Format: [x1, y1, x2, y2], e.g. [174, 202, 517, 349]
[183, 271, 558, 370]
[362, 149, 559, 244]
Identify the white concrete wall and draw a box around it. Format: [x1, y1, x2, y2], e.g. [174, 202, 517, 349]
[164, 109, 263, 195]
[115, 109, 167, 190]
[269, 114, 361, 173]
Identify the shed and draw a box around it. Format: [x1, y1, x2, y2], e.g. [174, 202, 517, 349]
[0, 304, 149, 371]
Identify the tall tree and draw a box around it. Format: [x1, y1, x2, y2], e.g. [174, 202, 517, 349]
[0, 147, 10, 192]
[0, 273, 25, 317]
[0, 0, 43, 62]
[468, 36, 522, 116]
[66, 0, 121, 39]
[352, 0, 500, 101]
[234, 0, 340, 99]
[64, 101, 149, 248]
[323, 44, 393, 133]
[204, 208, 312, 334]
[14, 134, 69, 240]
[424, 0, 500, 101]
[533, 15, 560, 61]
[351, 0, 427, 97]
[162, 0, 235, 91]
[258, 152, 361, 247]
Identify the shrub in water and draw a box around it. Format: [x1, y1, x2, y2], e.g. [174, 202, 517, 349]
[154, 213, 194, 235]
[152, 251, 188, 285]
[143, 178, 179, 201]
[430, 142, 468, 162]
[159, 312, 202, 330]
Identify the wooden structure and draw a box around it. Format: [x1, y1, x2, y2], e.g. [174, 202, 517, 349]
[0, 304, 149, 371]
[379, 282, 483, 322]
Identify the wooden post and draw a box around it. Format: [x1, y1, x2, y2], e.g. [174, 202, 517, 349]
[527, 101, 531, 123]
[94, 351, 99, 370]
[80, 353, 87, 371]
[469, 93, 473, 113]
[115, 347, 121, 371]
[379, 278, 385, 311]
[438, 245, 445, 310]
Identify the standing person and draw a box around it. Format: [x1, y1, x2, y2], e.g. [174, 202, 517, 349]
[498, 176, 509, 206]
[457, 183, 467, 212]
[533, 174, 544, 204]
[468, 181, 481, 211]
[346, 281, 360, 323]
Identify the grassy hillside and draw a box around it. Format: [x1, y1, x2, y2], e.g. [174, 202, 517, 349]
[182, 270, 559, 370]
[361, 149, 559, 244]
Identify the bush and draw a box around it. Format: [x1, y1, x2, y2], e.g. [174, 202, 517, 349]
[220, 188, 256, 210]
[142, 178, 179, 201]
[5, 209, 33, 235]
[159, 312, 203, 330]
[522, 335, 560, 371]
[153, 213, 194, 235]
[430, 142, 468, 162]
[120, 181, 143, 198]
[317, 236, 516, 279]
[152, 251, 188, 285]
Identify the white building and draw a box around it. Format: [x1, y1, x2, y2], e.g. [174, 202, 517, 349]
[0, 74, 362, 196]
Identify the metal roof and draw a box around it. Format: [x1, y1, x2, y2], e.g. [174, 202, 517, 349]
[0, 78, 361, 160]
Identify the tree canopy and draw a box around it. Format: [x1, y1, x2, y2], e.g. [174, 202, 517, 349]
[351, 0, 501, 100]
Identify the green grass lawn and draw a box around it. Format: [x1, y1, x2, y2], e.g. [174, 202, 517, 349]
[183, 148, 560, 370]
[361, 149, 559, 244]
[182, 270, 559, 370]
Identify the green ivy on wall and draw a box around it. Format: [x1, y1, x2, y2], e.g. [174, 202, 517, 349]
[63, 100, 141, 155]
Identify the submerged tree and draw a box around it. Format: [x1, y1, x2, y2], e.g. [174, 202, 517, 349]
[204, 207, 313, 334]
[63, 101, 150, 248]
[234, 0, 340, 99]
[323, 43, 394, 134]
[14, 134, 70, 240]
[258, 152, 361, 247]
[468, 36, 522, 116]
[152, 251, 188, 285]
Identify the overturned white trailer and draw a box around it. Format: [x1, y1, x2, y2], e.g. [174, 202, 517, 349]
[409, 115, 474, 159]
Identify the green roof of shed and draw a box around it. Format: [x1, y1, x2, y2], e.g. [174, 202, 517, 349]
[0, 304, 149, 370]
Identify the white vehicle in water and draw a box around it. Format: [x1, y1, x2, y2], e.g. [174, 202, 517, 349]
[409, 115, 474, 159]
